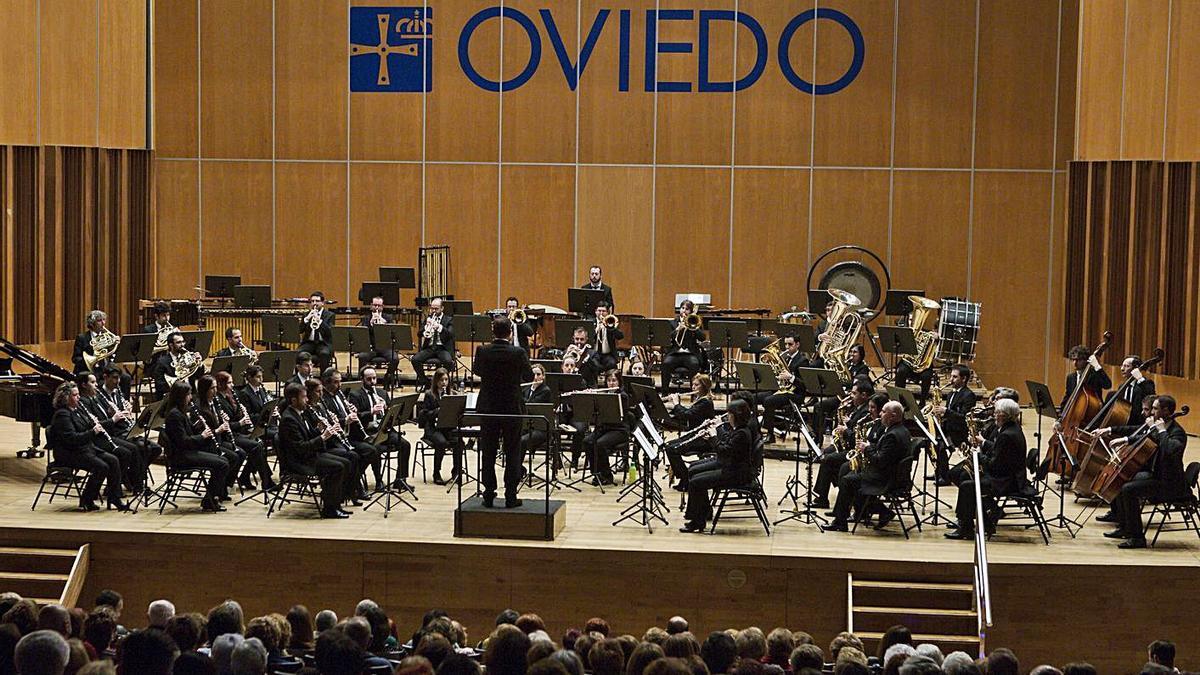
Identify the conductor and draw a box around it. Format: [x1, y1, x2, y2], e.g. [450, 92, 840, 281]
[472, 316, 534, 508]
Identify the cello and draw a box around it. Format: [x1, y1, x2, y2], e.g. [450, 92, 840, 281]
[1043, 331, 1112, 478]
[1094, 405, 1189, 503]
[1071, 348, 1164, 496]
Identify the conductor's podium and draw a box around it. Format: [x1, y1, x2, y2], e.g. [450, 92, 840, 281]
[454, 496, 567, 541]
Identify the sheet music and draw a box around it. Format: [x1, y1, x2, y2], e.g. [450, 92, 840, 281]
[633, 426, 659, 462]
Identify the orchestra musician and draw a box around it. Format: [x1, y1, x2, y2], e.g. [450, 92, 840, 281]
[419, 367, 464, 486]
[72, 310, 132, 395]
[560, 355, 588, 470]
[930, 365, 978, 486]
[520, 364, 552, 457]
[411, 298, 455, 390]
[945, 398, 1027, 540]
[664, 374, 718, 490]
[814, 344, 869, 444]
[581, 301, 621, 385]
[298, 291, 336, 371]
[348, 366, 414, 493]
[194, 375, 247, 496]
[627, 360, 647, 377]
[582, 265, 615, 310]
[305, 379, 367, 505]
[151, 332, 207, 397]
[1095, 395, 1188, 549]
[565, 328, 594, 381]
[825, 401, 912, 531]
[582, 370, 631, 487]
[238, 365, 280, 445]
[506, 297, 536, 352]
[277, 382, 350, 519]
[48, 382, 129, 512]
[213, 371, 276, 492]
[472, 315, 535, 508]
[661, 300, 704, 393]
[76, 372, 146, 495]
[1057, 344, 1113, 414]
[288, 352, 314, 388]
[143, 301, 174, 336]
[320, 368, 383, 492]
[678, 399, 755, 533]
[757, 334, 812, 445]
[357, 296, 400, 380]
[161, 380, 230, 512]
[812, 381, 877, 509]
[1110, 355, 1156, 427]
[214, 327, 254, 359]
[894, 359, 934, 406]
[99, 365, 163, 471]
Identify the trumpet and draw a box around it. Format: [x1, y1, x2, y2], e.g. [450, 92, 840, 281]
[84, 328, 120, 370]
[422, 314, 442, 341]
[369, 310, 386, 326]
[564, 342, 592, 364]
[304, 307, 323, 335]
[601, 314, 619, 329]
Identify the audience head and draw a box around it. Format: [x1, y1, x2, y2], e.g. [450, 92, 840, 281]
[985, 647, 1019, 675]
[438, 653, 483, 675]
[898, 654, 941, 675]
[171, 651, 217, 675]
[484, 625, 532, 675]
[313, 609, 338, 634]
[496, 609, 520, 627]
[646, 658, 694, 675]
[1030, 667, 1064, 675]
[876, 626, 912, 659]
[94, 591, 123, 618]
[573, 634, 596, 670]
[315, 629, 364, 675]
[832, 661, 870, 675]
[15, 630, 69, 675]
[165, 613, 205, 653]
[244, 617, 281, 654]
[941, 651, 976, 675]
[883, 644, 917, 675]
[790, 644, 824, 672]
[627, 642, 665, 675]
[147, 600, 176, 629]
[229, 637, 266, 675]
[666, 617, 688, 635]
[663, 634, 696, 660]
[1062, 663, 1098, 675]
[829, 632, 863, 662]
[836, 647, 868, 668]
[590, 638, 626, 675]
[548, 649, 585, 675]
[585, 618, 610, 637]
[83, 607, 117, 654]
[1149, 640, 1176, 668]
[765, 628, 793, 665]
[700, 632, 737, 675]
[283, 606, 312, 651]
[416, 632, 453, 669]
[118, 628, 178, 675]
[206, 601, 244, 645]
[36, 605, 71, 637]
[397, 656, 435, 675]
[736, 628, 767, 661]
[516, 614, 546, 635]
[528, 639, 558, 666]
[362, 606, 391, 653]
[343, 617, 373, 652]
[529, 657, 572, 675]
[4, 599, 40, 635]
[642, 628, 668, 646]
[210, 633, 244, 673]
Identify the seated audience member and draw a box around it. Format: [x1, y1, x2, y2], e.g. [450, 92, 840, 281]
[244, 616, 301, 672]
[648, 657, 697, 675]
[837, 647, 868, 668]
[14, 630, 69, 675]
[285, 606, 314, 654]
[344, 617, 391, 671]
[548, 649, 586, 675]
[643, 628, 668, 646]
[120, 628, 180, 675]
[314, 610, 338, 634]
[165, 613, 206, 653]
[940, 651, 977, 675]
[206, 601, 245, 645]
[876, 626, 912, 660]
[5, 599, 41, 635]
[1029, 667, 1064, 675]
[147, 600, 176, 629]
[416, 633, 454, 670]
[591, 638, 627, 675]
[528, 640, 558, 666]
[898, 655, 941, 675]
[83, 608, 117, 659]
[765, 628, 794, 671]
[1062, 664, 1098, 675]
[666, 617, 689, 636]
[833, 662, 870, 675]
[211, 633, 244, 673]
[1149, 641, 1177, 671]
[986, 648, 1020, 675]
[914, 644, 943, 667]
[883, 644, 916, 675]
[701, 632, 737, 675]
[627, 642, 666, 675]
[315, 629, 364, 675]
[397, 656, 435, 675]
[530, 658, 573, 675]
[789, 645, 824, 673]
[585, 618, 611, 638]
[663, 634, 696, 660]
[516, 614, 547, 635]
[485, 625, 532, 675]
[439, 653, 483, 675]
[230, 637, 267, 675]
[171, 651, 217, 675]
[36, 605, 71, 638]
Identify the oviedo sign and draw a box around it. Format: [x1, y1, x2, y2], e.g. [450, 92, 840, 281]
[350, 6, 865, 95]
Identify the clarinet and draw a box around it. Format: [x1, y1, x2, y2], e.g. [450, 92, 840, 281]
[81, 405, 118, 452]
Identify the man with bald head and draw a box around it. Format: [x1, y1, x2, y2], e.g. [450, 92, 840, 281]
[825, 400, 912, 531]
[666, 617, 689, 635]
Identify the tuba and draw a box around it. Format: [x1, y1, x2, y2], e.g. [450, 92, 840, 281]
[84, 329, 121, 370]
[898, 295, 941, 372]
[816, 288, 863, 382]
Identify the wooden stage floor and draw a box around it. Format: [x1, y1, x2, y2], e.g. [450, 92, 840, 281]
[0, 416, 1196, 569]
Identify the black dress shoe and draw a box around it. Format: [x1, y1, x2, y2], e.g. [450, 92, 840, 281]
[679, 522, 704, 533]
[1096, 512, 1118, 523]
[673, 483, 688, 492]
[80, 501, 101, 512]
[505, 498, 523, 508]
[321, 510, 350, 519]
[823, 509, 837, 517]
[945, 529, 974, 540]
[811, 499, 830, 509]
[1103, 529, 1129, 539]
[336, 508, 352, 516]
[824, 521, 849, 532]
[934, 478, 952, 488]
[433, 474, 448, 486]
[873, 510, 896, 530]
[482, 496, 495, 508]
[201, 498, 226, 512]
[109, 498, 131, 512]
[1118, 537, 1147, 549]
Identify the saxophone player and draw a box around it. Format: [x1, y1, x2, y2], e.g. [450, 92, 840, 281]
[661, 300, 704, 394]
[825, 401, 912, 532]
[811, 381, 877, 509]
[298, 291, 336, 370]
[581, 301, 621, 385]
[356, 296, 400, 380]
[411, 298, 455, 390]
[929, 365, 977, 485]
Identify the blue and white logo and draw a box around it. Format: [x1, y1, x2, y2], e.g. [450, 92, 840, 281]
[350, 7, 433, 92]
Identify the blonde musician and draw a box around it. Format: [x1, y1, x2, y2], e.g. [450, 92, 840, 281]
[663, 374, 718, 489]
[660, 300, 704, 393]
[356, 295, 400, 379]
[581, 301, 621, 385]
[213, 371, 276, 492]
[349, 366, 414, 493]
[506, 296, 536, 352]
[298, 291, 336, 370]
[412, 298, 456, 390]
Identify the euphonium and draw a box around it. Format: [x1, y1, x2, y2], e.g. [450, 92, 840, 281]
[898, 295, 941, 372]
[816, 288, 863, 382]
[684, 312, 703, 330]
[83, 328, 120, 370]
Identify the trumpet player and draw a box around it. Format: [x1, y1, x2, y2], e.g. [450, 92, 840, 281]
[412, 298, 455, 390]
[214, 371, 276, 492]
[506, 297, 536, 352]
[356, 296, 400, 380]
[151, 332, 207, 397]
[661, 300, 704, 394]
[812, 382, 876, 509]
[298, 291, 336, 371]
[581, 302, 621, 385]
[321, 368, 383, 493]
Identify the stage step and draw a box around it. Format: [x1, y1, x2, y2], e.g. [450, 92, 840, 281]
[0, 545, 89, 607]
[855, 631, 980, 646]
[850, 575, 979, 654]
[851, 579, 974, 610]
[0, 547, 78, 575]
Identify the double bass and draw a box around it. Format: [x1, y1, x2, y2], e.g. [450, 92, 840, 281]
[1043, 331, 1112, 478]
[1071, 348, 1164, 496]
[1094, 405, 1189, 503]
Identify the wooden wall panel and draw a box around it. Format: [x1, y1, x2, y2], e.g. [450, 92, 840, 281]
[890, 172, 971, 304]
[200, 161, 273, 286]
[577, 0, 656, 165]
[1056, 0, 1079, 169]
[892, 0, 975, 168]
[347, 1, 422, 161]
[348, 163, 423, 308]
[1048, 171, 1068, 381]
[274, 163, 347, 301]
[40, 0, 99, 147]
[0, 0, 38, 145]
[1075, 0, 1125, 160]
[809, 169, 889, 258]
[575, 167, 653, 317]
[199, 0, 272, 159]
[653, 168, 730, 314]
[500, 0, 576, 164]
[278, 0, 347, 161]
[975, 0, 1059, 169]
[425, 0, 499, 162]
[100, 0, 148, 148]
[812, 0, 894, 167]
[499, 166, 575, 307]
[729, 169, 809, 314]
[153, 0, 198, 157]
[1165, 1, 1200, 160]
[731, 0, 813, 167]
[971, 172, 1053, 388]
[654, 0, 734, 166]
[155, 160, 200, 299]
[425, 164, 499, 308]
[1121, 1, 1170, 159]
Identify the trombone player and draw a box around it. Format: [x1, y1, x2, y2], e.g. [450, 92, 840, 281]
[298, 291, 336, 370]
[356, 295, 400, 380]
[581, 301, 621, 385]
[506, 296, 535, 352]
[661, 300, 704, 394]
[72, 310, 131, 395]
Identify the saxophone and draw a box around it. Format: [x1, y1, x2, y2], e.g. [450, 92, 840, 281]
[847, 422, 872, 472]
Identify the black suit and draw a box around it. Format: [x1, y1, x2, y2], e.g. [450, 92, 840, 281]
[162, 407, 229, 500]
[79, 395, 144, 492]
[472, 339, 534, 501]
[419, 391, 463, 479]
[357, 313, 401, 378]
[349, 385, 411, 481]
[322, 390, 382, 487]
[73, 332, 132, 395]
[684, 425, 754, 528]
[661, 319, 704, 392]
[238, 384, 279, 442]
[581, 322, 623, 384]
[933, 386, 978, 479]
[298, 309, 336, 370]
[581, 281, 615, 310]
[150, 350, 207, 397]
[412, 313, 456, 388]
[196, 403, 246, 492]
[757, 350, 810, 435]
[515, 320, 536, 352]
[1112, 420, 1189, 539]
[278, 406, 348, 514]
[815, 403, 870, 504]
[1061, 367, 1113, 409]
[1104, 378, 1156, 427]
[954, 420, 1027, 532]
[583, 392, 632, 484]
[48, 406, 124, 504]
[832, 422, 912, 524]
[520, 384, 553, 455]
[214, 393, 274, 488]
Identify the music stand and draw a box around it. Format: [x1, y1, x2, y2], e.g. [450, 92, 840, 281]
[554, 319, 594, 348]
[114, 333, 157, 365]
[362, 395, 421, 515]
[521, 402, 565, 492]
[179, 330, 214, 358]
[885, 290, 924, 317]
[261, 315, 302, 349]
[379, 266, 417, 289]
[210, 355, 252, 386]
[734, 361, 778, 399]
[204, 275, 241, 298]
[375, 324, 414, 392]
[886, 384, 953, 525]
[877, 326, 918, 379]
[629, 383, 675, 429]
[454, 315, 493, 390]
[438, 394, 475, 492]
[775, 324, 817, 353]
[358, 282, 400, 306]
[332, 326, 371, 378]
[568, 288, 606, 317]
[1026, 379, 1079, 535]
[531, 359, 562, 374]
[565, 392, 623, 491]
[253, 398, 284, 431]
[545, 373, 588, 402]
[258, 350, 299, 396]
[443, 300, 473, 316]
[630, 318, 674, 351]
[623, 375, 654, 394]
[808, 289, 831, 314]
[708, 320, 747, 392]
[613, 423, 670, 532]
[234, 285, 272, 309]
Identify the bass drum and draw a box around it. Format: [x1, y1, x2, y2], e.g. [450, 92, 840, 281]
[936, 298, 981, 362]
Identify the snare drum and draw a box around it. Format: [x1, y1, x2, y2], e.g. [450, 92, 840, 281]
[937, 298, 981, 362]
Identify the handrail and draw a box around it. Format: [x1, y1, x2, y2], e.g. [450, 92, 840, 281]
[58, 544, 90, 608]
[970, 450, 992, 657]
[846, 572, 855, 633]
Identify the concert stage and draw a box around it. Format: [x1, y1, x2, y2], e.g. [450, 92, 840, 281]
[0, 417, 1195, 672]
